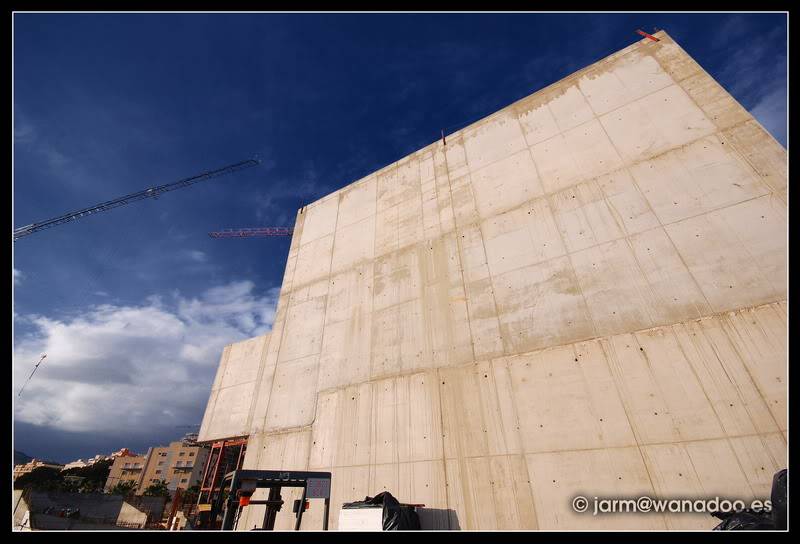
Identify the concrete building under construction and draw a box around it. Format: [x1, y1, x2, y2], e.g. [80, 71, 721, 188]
[197, 30, 787, 530]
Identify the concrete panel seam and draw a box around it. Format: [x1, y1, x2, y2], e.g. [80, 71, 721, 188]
[282, 158, 785, 298]
[649, 41, 787, 212]
[718, 314, 785, 433]
[493, 359, 536, 523]
[368, 154, 382, 383]
[516, 106, 602, 348]
[665, 38, 786, 151]
[578, 80, 718, 315]
[441, 134, 480, 365]
[257, 209, 308, 433]
[595, 336, 682, 519]
[515, 430, 783, 459]
[680, 321, 772, 434]
[243, 334, 272, 432]
[310, 299, 785, 397]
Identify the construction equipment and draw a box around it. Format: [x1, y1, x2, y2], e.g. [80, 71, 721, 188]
[13, 159, 260, 241]
[208, 227, 293, 238]
[17, 354, 46, 397]
[215, 470, 332, 531]
[195, 438, 248, 529]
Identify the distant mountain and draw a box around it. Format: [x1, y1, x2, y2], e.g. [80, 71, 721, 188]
[14, 450, 33, 466]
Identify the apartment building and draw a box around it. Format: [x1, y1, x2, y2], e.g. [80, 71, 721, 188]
[104, 454, 148, 492]
[61, 459, 89, 471]
[13, 459, 65, 480]
[137, 440, 209, 495]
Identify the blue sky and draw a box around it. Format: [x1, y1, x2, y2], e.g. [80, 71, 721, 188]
[13, 12, 787, 463]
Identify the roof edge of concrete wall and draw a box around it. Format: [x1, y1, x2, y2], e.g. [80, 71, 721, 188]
[294, 29, 675, 216]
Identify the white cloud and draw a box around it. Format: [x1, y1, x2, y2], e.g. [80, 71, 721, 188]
[15, 111, 71, 170]
[750, 86, 787, 147]
[13, 268, 24, 286]
[13, 280, 281, 433]
[711, 16, 752, 50]
[14, 115, 36, 144]
[253, 159, 323, 224]
[184, 249, 208, 263]
[707, 21, 787, 147]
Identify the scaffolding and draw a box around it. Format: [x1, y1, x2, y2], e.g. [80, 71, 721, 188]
[195, 438, 248, 529]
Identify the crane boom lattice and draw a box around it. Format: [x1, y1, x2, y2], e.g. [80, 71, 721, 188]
[13, 159, 260, 241]
[209, 227, 294, 238]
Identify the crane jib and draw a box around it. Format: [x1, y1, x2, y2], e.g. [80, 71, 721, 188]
[12, 159, 260, 240]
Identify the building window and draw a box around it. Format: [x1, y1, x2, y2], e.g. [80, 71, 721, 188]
[179, 452, 185, 456]
[158, 461, 164, 466]
[159, 452, 167, 457]
[189, 452, 195, 457]
[155, 470, 161, 474]
[124, 463, 131, 468]
[180, 479, 188, 484]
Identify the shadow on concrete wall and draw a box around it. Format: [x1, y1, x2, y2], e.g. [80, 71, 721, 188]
[417, 507, 460, 530]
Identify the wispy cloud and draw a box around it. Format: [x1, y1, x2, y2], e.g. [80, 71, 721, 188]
[183, 249, 208, 263]
[13, 280, 280, 433]
[707, 18, 786, 146]
[14, 268, 24, 286]
[710, 15, 753, 50]
[14, 110, 91, 190]
[750, 86, 787, 146]
[253, 159, 324, 225]
[13, 115, 36, 144]
[15, 111, 71, 168]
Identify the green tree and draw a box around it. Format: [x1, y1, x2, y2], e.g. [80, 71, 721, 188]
[110, 480, 137, 497]
[79, 478, 105, 494]
[14, 459, 116, 493]
[64, 459, 112, 493]
[180, 484, 201, 513]
[182, 484, 200, 502]
[143, 479, 171, 498]
[14, 466, 63, 491]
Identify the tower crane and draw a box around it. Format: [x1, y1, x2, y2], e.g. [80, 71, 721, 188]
[13, 159, 260, 241]
[17, 354, 46, 397]
[208, 227, 294, 238]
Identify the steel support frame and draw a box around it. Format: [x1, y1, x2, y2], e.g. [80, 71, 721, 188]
[217, 470, 332, 531]
[196, 437, 247, 528]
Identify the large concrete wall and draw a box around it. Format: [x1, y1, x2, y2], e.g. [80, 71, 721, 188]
[198, 30, 787, 530]
[199, 333, 271, 442]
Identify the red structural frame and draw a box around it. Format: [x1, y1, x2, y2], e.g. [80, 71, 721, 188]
[196, 437, 248, 529]
[636, 29, 660, 42]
